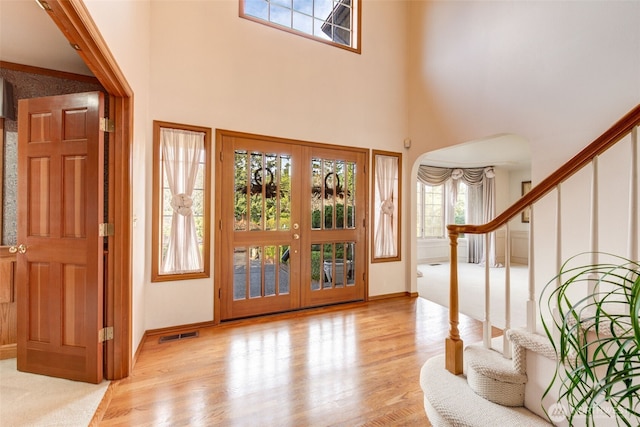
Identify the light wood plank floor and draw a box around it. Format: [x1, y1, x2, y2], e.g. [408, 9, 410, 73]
[99, 297, 497, 426]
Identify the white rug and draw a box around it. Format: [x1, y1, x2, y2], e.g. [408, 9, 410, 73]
[0, 358, 109, 426]
[417, 262, 529, 329]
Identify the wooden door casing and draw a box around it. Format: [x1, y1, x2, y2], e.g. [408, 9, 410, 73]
[31, 0, 134, 380]
[217, 130, 368, 321]
[17, 92, 104, 383]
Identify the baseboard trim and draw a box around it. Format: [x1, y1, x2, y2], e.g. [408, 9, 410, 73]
[145, 320, 217, 338]
[136, 295, 416, 352]
[0, 343, 16, 360]
[369, 291, 417, 301]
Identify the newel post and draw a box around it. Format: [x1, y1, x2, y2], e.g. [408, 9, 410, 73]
[445, 229, 463, 374]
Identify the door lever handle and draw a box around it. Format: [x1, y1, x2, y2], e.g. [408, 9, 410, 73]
[8, 244, 27, 254]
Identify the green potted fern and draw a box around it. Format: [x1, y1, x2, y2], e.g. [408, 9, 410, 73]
[540, 252, 640, 426]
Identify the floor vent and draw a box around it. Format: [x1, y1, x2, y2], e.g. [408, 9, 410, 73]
[158, 331, 199, 343]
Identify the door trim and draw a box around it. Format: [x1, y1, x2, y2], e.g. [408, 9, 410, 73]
[44, 0, 133, 380]
[214, 129, 370, 324]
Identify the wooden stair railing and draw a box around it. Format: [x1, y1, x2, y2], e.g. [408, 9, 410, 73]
[445, 104, 640, 375]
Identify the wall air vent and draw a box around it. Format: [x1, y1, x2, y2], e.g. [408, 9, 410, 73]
[158, 331, 199, 343]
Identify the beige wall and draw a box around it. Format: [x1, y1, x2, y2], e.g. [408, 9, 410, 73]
[406, 0, 639, 309]
[84, 0, 639, 352]
[88, 0, 410, 336]
[407, 1, 639, 178]
[84, 0, 152, 353]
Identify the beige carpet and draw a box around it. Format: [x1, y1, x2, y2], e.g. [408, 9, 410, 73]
[417, 262, 529, 329]
[0, 358, 109, 426]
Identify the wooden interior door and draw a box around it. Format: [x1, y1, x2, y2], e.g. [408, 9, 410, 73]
[218, 131, 367, 320]
[16, 92, 105, 384]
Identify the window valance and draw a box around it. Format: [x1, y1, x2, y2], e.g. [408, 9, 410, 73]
[417, 165, 495, 187]
[417, 164, 498, 266]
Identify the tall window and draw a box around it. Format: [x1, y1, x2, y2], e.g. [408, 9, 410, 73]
[416, 182, 467, 238]
[240, 0, 361, 53]
[152, 121, 212, 282]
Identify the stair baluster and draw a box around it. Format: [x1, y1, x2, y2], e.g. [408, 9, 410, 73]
[444, 105, 640, 375]
[629, 126, 638, 260]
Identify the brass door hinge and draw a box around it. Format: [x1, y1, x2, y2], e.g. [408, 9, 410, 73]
[99, 326, 114, 343]
[99, 223, 115, 237]
[100, 118, 115, 132]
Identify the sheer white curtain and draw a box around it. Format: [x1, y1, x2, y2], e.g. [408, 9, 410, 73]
[417, 165, 496, 265]
[161, 128, 204, 274]
[466, 168, 497, 265]
[481, 167, 497, 266]
[467, 185, 484, 263]
[374, 155, 398, 258]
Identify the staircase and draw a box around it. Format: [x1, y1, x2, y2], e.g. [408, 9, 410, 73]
[420, 104, 640, 426]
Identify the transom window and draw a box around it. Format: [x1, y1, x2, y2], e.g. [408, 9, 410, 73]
[240, 0, 361, 52]
[417, 182, 467, 238]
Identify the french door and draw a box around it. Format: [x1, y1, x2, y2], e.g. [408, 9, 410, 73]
[217, 131, 367, 320]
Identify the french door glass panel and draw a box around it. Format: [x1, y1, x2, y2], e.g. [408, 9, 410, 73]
[233, 245, 291, 300]
[220, 131, 365, 320]
[234, 151, 291, 232]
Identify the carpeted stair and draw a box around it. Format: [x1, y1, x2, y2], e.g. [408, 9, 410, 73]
[420, 354, 551, 426]
[465, 344, 527, 406]
[420, 330, 558, 426]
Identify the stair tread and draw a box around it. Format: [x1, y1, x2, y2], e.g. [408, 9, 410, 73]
[507, 328, 557, 361]
[420, 354, 551, 426]
[465, 344, 527, 384]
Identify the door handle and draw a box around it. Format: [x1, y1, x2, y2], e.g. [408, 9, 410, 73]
[8, 244, 27, 254]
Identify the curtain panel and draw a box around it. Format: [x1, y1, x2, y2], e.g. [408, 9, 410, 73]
[160, 128, 205, 274]
[374, 154, 399, 258]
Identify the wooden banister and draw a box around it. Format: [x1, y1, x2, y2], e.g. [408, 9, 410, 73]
[448, 104, 640, 236]
[444, 104, 640, 375]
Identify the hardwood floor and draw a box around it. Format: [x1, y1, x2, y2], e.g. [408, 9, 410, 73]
[99, 297, 495, 426]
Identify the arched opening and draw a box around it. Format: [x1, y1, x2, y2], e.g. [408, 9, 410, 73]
[409, 134, 530, 327]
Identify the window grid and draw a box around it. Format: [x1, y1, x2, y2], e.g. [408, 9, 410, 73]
[419, 183, 444, 238]
[417, 182, 468, 239]
[241, 0, 359, 52]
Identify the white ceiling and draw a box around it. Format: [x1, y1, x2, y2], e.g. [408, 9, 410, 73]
[419, 134, 531, 171]
[0, 1, 530, 171]
[0, 0, 92, 75]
